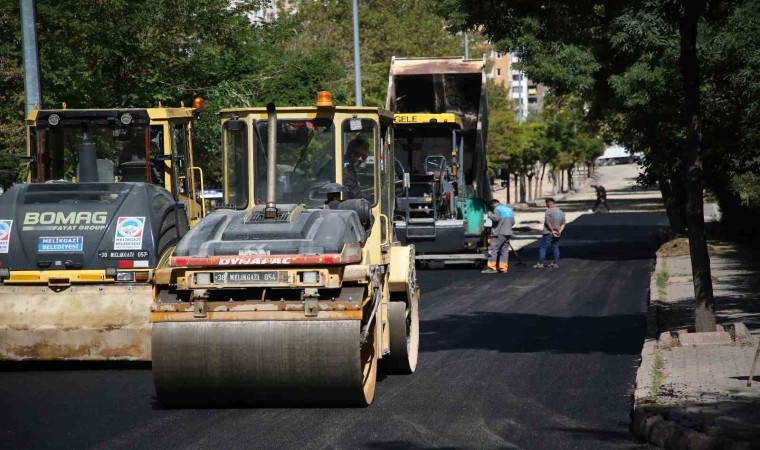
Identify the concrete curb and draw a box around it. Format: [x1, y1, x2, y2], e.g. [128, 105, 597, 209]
[630, 252, 758, 449]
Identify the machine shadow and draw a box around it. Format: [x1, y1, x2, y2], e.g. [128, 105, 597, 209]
[512, 212, 667, 263]
[545, 426, 643, 446]
[419, 310, 647, 355]
[364, 442, 484, 450]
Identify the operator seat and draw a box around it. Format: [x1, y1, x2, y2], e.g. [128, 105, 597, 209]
[76, 159, 115, 182]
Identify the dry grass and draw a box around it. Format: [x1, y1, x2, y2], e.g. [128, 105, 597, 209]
[658, 238, 690, 257]
[656, 271, 669, 300]
[650, 349, 666, 403]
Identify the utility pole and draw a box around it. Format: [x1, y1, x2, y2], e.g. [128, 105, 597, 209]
[517, 72, 524, 124]
[21, 0, 42, 115]
[351, 0, 363, 106]
[464, 32, 469, 59]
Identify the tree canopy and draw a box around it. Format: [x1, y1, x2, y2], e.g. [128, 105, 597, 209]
[0, 0, 350, 188]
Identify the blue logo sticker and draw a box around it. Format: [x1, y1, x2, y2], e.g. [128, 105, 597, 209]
[38, 236, 84, 253]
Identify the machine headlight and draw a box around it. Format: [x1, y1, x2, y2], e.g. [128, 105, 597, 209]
[195, 272, 212, 285]
[301, 271, 318, 284]
[116, 271, 135, 282]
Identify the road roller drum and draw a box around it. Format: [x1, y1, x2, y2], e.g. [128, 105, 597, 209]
[153, 320, 378, 405]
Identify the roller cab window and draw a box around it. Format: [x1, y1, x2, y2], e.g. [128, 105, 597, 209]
[255, 119, 335, 206]
[223, 118, 249, 209]
[31, 118, 163, 185]
[172, 123, 192, 195]
[341, 118, 377, 204]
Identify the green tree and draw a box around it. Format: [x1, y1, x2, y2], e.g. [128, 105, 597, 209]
[3, 1, 347, 188]
[192, 15, 348, 186]
[0, 2, 26, 189]
[488, 103, 545, 202]
[294, 0, 464, 107]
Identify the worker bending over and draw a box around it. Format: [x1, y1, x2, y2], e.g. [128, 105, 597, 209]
[482, 199, 514, 274]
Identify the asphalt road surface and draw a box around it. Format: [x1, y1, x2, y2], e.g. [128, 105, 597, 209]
[0, 210, 666, 450]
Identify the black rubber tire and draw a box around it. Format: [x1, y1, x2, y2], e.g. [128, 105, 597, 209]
[383, 293, 420, 374]
[156, 210, 187, 264]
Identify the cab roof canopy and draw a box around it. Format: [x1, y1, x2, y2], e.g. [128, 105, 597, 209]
[28, 107, 196, 126]
[220, 106, 394, 121]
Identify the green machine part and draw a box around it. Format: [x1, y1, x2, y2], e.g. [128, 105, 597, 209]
[457, 197, 487, 235]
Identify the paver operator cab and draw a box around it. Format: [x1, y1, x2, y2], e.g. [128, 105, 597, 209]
[0, 104, 205, 361]
[393, 113, 477, 254]
[150, 95, 420, 406]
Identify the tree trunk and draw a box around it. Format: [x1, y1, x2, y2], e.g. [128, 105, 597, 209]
[567, 168, 574, 191]
[659, 177, 687, 236]
[526, 174, 534, 201]
[513, 174, 519, 203]
[519, 174, 526, 203]
[560, 170, 564, 193]
[551, 170, 558, 195]
[678, 0, 715, 332]
[538, 162, 547, 199]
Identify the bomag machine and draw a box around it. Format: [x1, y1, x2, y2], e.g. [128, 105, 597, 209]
[149, 94, 420, 406]
[0, 103, 206, 360]
[387, 57, 491, 265]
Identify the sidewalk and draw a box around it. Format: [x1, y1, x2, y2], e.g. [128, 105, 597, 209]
[632, 240, 760, 449]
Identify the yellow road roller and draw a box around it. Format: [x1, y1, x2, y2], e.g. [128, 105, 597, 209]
[0, 103, 205, 360]
[150, 95, 420, 405]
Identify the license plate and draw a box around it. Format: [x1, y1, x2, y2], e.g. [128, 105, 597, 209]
[214, 271, 280, 284]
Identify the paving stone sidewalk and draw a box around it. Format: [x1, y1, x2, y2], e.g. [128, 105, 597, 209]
[633, 241, 760, 449]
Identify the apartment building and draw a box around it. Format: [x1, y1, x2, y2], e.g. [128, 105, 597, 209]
[487, 50, 546, 119]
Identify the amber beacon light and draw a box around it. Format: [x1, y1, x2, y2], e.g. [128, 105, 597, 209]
[193, 96, 206, 110]
[316, 91, 333, 107]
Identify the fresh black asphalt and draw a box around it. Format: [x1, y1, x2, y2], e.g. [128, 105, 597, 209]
[0, 210, 665, 449]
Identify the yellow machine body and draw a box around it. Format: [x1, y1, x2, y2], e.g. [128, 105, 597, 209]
[150, 104, 420, 405]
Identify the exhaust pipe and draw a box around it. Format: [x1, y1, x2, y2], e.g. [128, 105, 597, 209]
[265, 103, 278, 218]
[78, 133, 99, 182]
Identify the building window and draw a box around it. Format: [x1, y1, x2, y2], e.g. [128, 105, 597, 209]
[512, 74, 520, 81]
[528, 97, 538, 104]
[496, 52, 502, 59]
[512, 86, 521, 93]
[496, 68, 502, 77]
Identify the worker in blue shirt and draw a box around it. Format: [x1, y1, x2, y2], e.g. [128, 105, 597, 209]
[482, 199, 515, 274]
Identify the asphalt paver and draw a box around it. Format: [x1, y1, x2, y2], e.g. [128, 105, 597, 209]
[0, 210, 666, 450]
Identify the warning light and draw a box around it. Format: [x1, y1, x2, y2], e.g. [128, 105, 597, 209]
[193, 97, 206, 110]
[317, 91, 333, 107]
